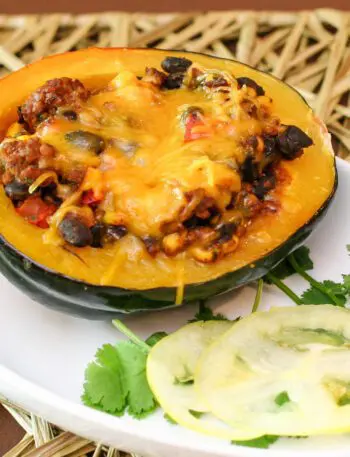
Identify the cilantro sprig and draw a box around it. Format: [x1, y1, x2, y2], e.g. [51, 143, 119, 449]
[189, 300, 229, 322]
[252, 278, 264, 312]
[264, 246, 350, 307]
[232, 435, 279, 449]
[288, 252, 344, 306]
[82, 320, 166, 419]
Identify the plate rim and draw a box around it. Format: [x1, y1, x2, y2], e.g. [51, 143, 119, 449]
[1, 364, 347, 457]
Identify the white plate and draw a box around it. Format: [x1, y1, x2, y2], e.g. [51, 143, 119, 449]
[0, 158, 349, 457]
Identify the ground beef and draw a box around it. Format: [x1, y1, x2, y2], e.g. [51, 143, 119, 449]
[63, 167, 86, 186]
[0, 138, 56, 185]
[20, 78, 90, 132]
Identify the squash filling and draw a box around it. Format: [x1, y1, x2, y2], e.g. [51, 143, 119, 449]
[0, 56, 314, 265]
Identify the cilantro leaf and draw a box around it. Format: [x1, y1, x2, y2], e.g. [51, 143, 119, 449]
[145, 332, 168, 347]
[116, 341, 157, 418]
[82, 344, 127, 415]
[189, 300, 229, 323]
[265, 272, 303, 305]
[112, 319, 150, 354]
[265, 246, 313, 283]
[301, 280, 347, 306]
[292, 246, 314, 270]
[275, 391, 290, 406]
[347, 245, 350, 254]
[232, 435, 279, 449]
[82, 342, 157, 419]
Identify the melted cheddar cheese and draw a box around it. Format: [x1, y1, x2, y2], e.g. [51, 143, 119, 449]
[35, 75, 250, 237]
[0, 50, 335, 291]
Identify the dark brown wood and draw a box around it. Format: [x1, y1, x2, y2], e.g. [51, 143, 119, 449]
[0, 0, 348, 14]
[0, 404, 25, 455]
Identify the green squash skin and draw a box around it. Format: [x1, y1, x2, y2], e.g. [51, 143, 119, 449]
[0, 165, 337, 319]
[0, 49, 338, 319]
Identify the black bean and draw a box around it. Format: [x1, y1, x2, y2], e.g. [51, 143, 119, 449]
[161, 56, 192, 74]
[40, 182, 62, 205]
[237, 77, 265, 96]
[241, 156, 258, 183]
[258, 136, 280, 171]
[4, 180, 29, 201]
[263, 136, 277, 157]
[162, 72, 185, 90]
[183, 215, 207, 229]
[58, 214, 92, 247]
[216, 222, 237, 243]
[40, 181, 56, 193]
[253, 174, 276, 200]
[65, 130, 105, 154]
[277, 125, 313, 160]
[62, 110, 78, 121]
[106, 224, 128, 241]
[91, 223, 106, 248]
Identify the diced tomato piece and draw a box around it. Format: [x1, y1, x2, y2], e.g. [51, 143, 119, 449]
[16, 196, 57, 228]
[184, 113, 212, 142]
[81, 189, 103, 206]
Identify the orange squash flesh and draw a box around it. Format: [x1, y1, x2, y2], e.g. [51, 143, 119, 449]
[0, 48, 335, 291]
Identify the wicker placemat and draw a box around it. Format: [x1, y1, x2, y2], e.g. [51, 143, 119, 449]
[0, 10, 348, 155]
[0, 9, 350, 457]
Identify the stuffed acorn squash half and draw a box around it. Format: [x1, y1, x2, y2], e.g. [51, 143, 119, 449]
[0, 48, 336, 318]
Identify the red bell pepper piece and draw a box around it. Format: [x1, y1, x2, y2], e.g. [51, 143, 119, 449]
[16, 196, 57, 228]
[184, 112, 212, 142]
[81, 189, 103, 206]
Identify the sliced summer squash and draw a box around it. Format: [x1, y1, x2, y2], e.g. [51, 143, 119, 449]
[195, 305, 350, 436]
[147, 320, 263, 439]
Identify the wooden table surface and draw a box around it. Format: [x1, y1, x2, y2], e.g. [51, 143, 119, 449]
[0, 1, 349, 454]
[0, 404, 26, 453]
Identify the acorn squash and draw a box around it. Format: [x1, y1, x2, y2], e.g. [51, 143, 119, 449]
[0, 48, 336, 318]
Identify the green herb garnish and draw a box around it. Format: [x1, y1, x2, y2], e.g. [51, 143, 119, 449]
[164, 413, 177, 425]
[267, 246, 313, 281]
[232, 435, 279, 448]
[189, 300, 229, 322]
[301, 280, 347, 306]
[189, 410, 204, 418]
[275, 391, 291, 406]
[252, 278, 264, 313]
[265, 246, 350, 307]
[82, 321, 158, 418]
[145, 332, 168, 347]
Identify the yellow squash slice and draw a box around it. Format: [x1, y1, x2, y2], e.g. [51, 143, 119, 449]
[195, 305, 350, 437]
[146, 320, 263, 440]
